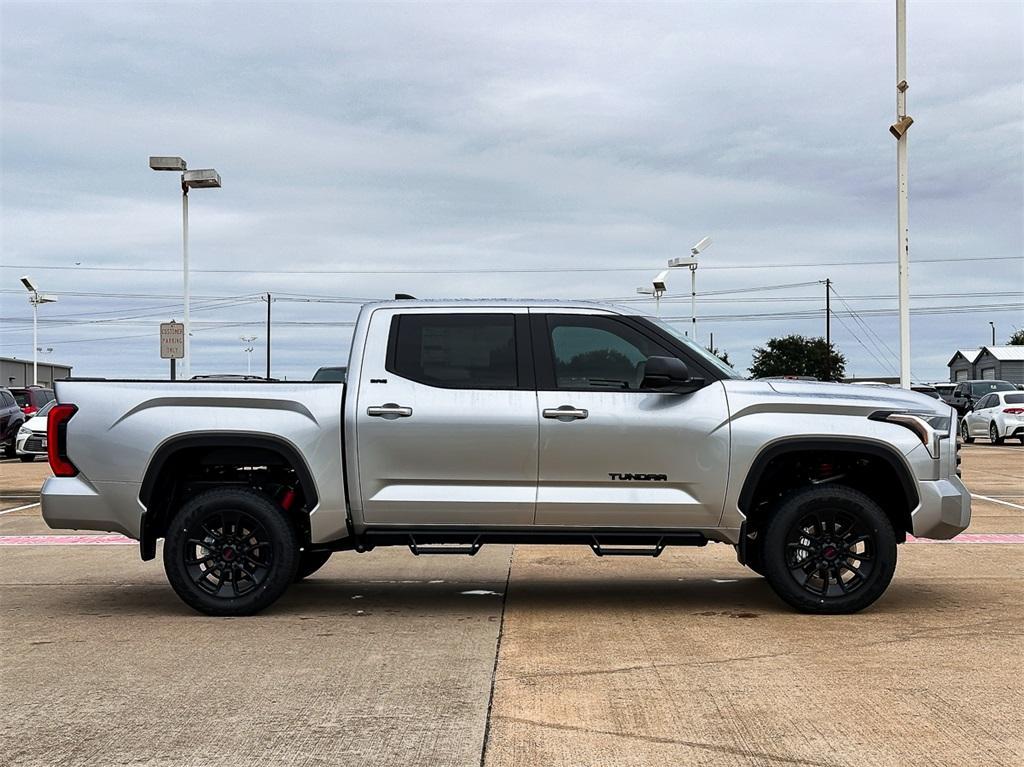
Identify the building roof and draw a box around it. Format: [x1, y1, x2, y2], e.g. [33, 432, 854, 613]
[978, 345, 1024, 361]
[947, 348, 981, 366]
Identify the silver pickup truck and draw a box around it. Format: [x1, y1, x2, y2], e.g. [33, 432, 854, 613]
[41, 299, 970, 616]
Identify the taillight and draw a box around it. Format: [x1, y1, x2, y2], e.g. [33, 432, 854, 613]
[23, 406, 37, 416]
[1003, 408, 1024, 415]
[47, 404, 78, 477]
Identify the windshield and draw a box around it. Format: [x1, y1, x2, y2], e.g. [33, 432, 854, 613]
[33, 401, 55, 419]
[972, 381, 1015, 395]
[645, 318, 742, 379]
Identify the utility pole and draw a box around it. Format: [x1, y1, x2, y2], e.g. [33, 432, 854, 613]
[825, 278, 832, 381]
[891, 0, 913, 388]
[266, 292, 272, 379]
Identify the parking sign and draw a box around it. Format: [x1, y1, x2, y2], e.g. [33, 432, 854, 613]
[160, 322, 184, 359]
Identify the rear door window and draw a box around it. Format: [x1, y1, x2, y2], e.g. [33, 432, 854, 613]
[388, 313, 519, 389]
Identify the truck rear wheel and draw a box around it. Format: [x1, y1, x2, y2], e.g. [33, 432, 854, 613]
[762, 485, 897, 614]
[163, 487, 299, 616]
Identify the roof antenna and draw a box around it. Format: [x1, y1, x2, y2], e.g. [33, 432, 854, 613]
[394, 293, 416, 300]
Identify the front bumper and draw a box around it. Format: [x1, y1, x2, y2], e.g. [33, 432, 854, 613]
[40, 476, 143, 538]
[15, 430, 46, 456]
[910, 475, 971, 539]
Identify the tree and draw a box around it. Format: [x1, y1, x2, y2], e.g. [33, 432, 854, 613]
[707, 346, 732, 366]
[749, 335, 846, 382]
[1008, 329, 1024, 346]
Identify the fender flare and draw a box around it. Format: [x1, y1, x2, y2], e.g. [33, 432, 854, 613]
[737, 437, 920, 515]
[138, 433, 319, 560]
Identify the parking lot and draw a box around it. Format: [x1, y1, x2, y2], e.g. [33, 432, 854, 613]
[2, 443, 1021, 767]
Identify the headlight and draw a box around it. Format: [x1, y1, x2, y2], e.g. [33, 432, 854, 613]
[869, 410, 950, 458]
[17, 426, 32, 438]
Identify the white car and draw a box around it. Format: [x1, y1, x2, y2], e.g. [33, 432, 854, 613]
[15, 400, 53, 462]
[960, 391, 1024, 445]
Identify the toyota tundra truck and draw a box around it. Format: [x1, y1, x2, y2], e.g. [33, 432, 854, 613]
[40, 299, 970, 616]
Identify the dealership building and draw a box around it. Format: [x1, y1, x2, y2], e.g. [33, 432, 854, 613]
[1, 356, 73, 388]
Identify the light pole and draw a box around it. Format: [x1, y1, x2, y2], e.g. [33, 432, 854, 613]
[241, 336, 257, 375]
[149, 156, 222, 378]
[989, 322, 996, 346]
[19, 276, 57, 385]
[890, 0, 914, 389]
[636, 271, 669, 316]
[667, 235, 712, 340]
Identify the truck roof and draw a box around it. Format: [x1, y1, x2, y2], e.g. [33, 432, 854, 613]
[363, 298, 643, 313]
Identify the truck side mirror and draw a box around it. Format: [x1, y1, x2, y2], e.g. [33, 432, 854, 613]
[641, 356, 703, 393]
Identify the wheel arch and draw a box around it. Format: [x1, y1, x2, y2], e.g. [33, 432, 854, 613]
[138, 433, 319, 561]
[737, 437, 919, 565]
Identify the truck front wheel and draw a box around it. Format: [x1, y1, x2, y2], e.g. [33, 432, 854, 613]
[163, 487, 299, 616]
[762, 485, 897, 614]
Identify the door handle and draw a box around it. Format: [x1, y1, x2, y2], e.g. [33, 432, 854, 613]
[367, 403, 413, 419]
[543, 405, 589, 421]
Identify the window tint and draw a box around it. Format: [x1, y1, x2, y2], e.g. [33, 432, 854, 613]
[12, 391, 28, 407]
[973, 381, 1014, 395]
[547, 315, 673, 391]
[0, 392, 12, 407]
[1003, 393, 1024, 405]
[976, 394, 994, 410]
[390, 314, 518, 389]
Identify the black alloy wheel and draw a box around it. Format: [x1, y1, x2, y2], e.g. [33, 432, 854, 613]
[762, 485, 897, 614]
[164, 487, 299, 616]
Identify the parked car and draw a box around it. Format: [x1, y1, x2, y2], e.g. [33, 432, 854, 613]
[911, 385, 941, 400]
[15, 400, 54, 462]
[948, 380, 1017, 417]
[10, 385, 55, 417]
[959, 391, 1024, 445]
[312, 366, 347, 382]
[41, 299, 969, 617]
[0, 388, 27, 458]
[932, 383, 956, 404]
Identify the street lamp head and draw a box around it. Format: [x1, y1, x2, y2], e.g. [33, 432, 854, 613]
[652, 270, 669, 293]
[183, 169, 222, 189]
[691, 236, 712, 256]
[149, 156, 187, 172]
[20, 275, 38, 293]
[667, 257, 698, 269]
[636, 287, 654, 295]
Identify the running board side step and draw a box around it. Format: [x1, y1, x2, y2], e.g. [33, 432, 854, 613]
[408, 535, 482, 556]
[590, 536, 665, 557]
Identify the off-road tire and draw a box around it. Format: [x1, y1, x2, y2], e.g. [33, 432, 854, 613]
[295, 550, 333, 581]
[163, 487, 299, 616]
[762, 485, 897, 614]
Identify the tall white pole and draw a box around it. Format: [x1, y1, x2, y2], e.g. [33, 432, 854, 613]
[896, 0, 911, 388]
[690, 264, 698, 341]
[31, 298, 38, 385]
[182, 185, 191, 378]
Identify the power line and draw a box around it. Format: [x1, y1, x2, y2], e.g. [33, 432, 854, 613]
[1, 254, 1021, 276]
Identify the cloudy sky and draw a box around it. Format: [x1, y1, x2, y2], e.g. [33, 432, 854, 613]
[1, 1, 1021, 382]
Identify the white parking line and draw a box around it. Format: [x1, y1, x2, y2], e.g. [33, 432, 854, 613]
[0, 502, 40, 515]
[971, 494, 1024, 511]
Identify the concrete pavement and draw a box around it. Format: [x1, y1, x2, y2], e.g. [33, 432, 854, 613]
[1, 443, 1021, 766]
